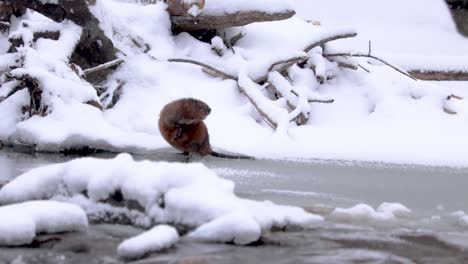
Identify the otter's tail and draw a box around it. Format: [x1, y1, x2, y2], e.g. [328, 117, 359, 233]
[211, 151, 253, 160]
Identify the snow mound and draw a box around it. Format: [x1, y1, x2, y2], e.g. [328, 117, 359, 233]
[0, 154, 322, 245]
[117, 225, 179, 259]
[329, 203, 411, 224]
[0, 201, 88, 246]
[452, 211, 468, 227]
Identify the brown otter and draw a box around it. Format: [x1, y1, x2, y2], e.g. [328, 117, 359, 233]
[158, 98, 251, 159]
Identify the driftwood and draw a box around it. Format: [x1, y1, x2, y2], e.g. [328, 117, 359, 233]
[6, 0, 118, 83]
[171, 10, 296, 31]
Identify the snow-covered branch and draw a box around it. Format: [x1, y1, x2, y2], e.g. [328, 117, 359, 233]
[304, 31, 358, 53]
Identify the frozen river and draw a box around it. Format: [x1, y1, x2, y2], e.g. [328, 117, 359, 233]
[1, 148, 468, 263]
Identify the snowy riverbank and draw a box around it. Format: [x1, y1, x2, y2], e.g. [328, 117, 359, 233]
[0, 0, 467, 167]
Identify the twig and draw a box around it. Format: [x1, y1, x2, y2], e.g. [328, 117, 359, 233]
[337, 62, 358, 71]
[229, 29, 245, 46]
[358, 64, 371, 73]
[222, 32, 235, 55]
[368, 40, 372, 56]
[324, 53, 418, 81]
[448, 94, 463, 100]
[304, 32, 358, 53]
[83, 59, 124, 76]
[308, 99, 334, 104]
[168, 58, 237, 80]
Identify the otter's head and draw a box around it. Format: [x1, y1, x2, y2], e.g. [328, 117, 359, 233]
[187, 98, 211, 117]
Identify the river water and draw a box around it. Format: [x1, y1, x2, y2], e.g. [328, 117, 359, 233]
[1, 148, 468, 263]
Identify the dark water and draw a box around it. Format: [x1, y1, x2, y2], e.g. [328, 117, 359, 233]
[1, 148, 468, 264]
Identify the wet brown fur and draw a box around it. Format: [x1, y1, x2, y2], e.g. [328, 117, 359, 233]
[158, 98, 251, 159]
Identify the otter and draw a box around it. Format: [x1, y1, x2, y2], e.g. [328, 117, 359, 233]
[158, 98, 251, 159]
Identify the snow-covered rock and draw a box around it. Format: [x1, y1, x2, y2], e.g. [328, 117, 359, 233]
[452, 211, 468, 227]
[0, 201, 88, 246]
[329, 203, 411, 224]
[0, 154, 322, 246]
[117, 225, 179, 259]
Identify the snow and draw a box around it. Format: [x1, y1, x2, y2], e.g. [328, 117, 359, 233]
[0, 201, 88, 246]
[292, 0, 468, 72]
[0, 154, 322, 246]
[0, 0, 468, 167]
[203, 0, 293, 16]
[188, 212, 261, 245]
[452, 211, 468, 227]
[329, 203, 411, 224]
[117, 225, 179, 259]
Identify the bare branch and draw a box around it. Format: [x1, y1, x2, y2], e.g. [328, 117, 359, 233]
[168, 58, 237, 80]
[268, 56, 309, 72]
[337, 62, 358, 71]
[304, 32, 358, 53]
[368, 40, 372, 56]
[358, 64, 371, 73]
[255, 56, 308, 83]
[324, 53, 418, 81]
[308, 99, 334, 104]
[448, 94, 464, 100]
[238, 85, 277, 129]
[82, 58, 124, 76]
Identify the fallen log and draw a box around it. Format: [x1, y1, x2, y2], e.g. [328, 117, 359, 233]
[408, 70, 468, 81]
[171, 10, 296, 31]
[6, 0, 118, 83]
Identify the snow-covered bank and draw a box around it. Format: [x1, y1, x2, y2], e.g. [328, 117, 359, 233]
[0, 0, 467, 167]
[0, 154, 322, 249]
